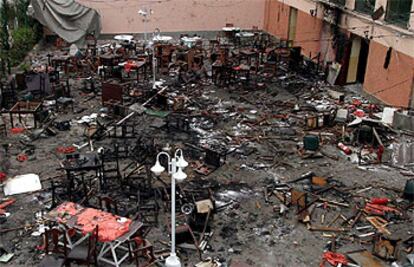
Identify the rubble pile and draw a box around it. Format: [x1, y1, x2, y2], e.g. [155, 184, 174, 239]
[0, 29, 412, 267]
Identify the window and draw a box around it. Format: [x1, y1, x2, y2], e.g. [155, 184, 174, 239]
[330, 0, 345, 6]
[385, 0, 412, 28]
[355, 0, 376, 14]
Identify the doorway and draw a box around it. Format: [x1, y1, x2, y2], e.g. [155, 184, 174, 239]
[346, 34, 370, 84]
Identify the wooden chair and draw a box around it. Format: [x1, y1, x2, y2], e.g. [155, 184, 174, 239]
[66, 226, 99, 266]
[166, 214, 201, 259]
[38, 228, 68, 267]
[99, 195, 119, 214]
[128, 236, 156, 267]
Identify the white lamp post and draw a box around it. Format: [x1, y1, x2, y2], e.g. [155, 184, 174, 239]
[151, 149, 188, 267]
[151, 28, 161, 89]
[138, 7, 152, 45]
[152, 42, 157, 89]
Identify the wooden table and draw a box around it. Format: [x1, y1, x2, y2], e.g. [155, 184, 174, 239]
[46, 202, 143, 267]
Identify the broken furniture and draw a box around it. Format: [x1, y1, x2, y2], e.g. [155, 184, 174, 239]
[50, 180, 70, 209]
[373, 234, 401, 261]
[232, 64, 251, 85]
[222, 25, 240, 44]
[99, 146, 122, 191]
[108, 123, 141, 139]
[121, 59, 148, 83]
[0, 117, 6, 137]
[51, 80, 73, 112]
[263, 48, 277, 76]
[189, 198, 214, 236]
[66, 226, 99, 266]
[102, 82, 123, 106]
[167, 213, 201, 259]
[85, 34, 98, 57]
[305, 112, 334, 129]
[212, 63, 234, 86]
[38, 227, 68, 267]
[100, 54, 122, 80]
[237, 49, 259, 72]
[8, 101, 43, 129]
[128, 236, 156, 267]
[194, 148, 226, 176]
[154, 43, 175, 74]
[235, 32, 255, 47]
[0, 78, 17, 109]
[99, 195, 119, 214]
[46, 202, 144, 267]
[62, 153, 102, 201]
[167, 114, 190, 133]
[51, 55, 70, 74]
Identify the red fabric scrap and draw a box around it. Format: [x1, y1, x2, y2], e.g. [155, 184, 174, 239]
[10, 128, 25, 134]
[364, 202, 400, 216]
[370, 198, 389, 205]
[352, 99, 362, 106]
[56, 146, 76, 154]
[353, 109, 365, 117]
[0, 172, 6, 182]
[16, 154, 28, 162]
[320, 251, 348, 267]
[124, 61, 138, 73]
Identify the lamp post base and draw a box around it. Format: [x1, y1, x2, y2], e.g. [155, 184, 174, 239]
[165, 253, 181, 267]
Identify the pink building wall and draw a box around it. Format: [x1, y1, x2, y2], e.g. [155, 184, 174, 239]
[77, 0, 266, 34]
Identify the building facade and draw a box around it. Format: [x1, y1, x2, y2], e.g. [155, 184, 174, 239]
[77, 0, 265, 34]
[264, 0, 414, 108]
[77, 0, 414, 108]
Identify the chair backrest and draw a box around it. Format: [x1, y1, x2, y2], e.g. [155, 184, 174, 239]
[44, 227, 67, 257]
[225, 23, 234, 27]
[99, 196, 119, 214]
[130, 236, 154, 267]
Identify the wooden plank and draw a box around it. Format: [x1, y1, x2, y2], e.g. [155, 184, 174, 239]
[347, 250, 387, 267]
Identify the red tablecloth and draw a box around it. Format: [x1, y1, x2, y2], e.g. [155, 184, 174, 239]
[52, 202, 132, 242]
[124, 61, 145, 73]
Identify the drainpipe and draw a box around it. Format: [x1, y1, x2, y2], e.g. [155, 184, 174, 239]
[408, 74, 414, 110]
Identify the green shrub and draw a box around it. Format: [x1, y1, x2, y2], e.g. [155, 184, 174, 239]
[9, 26, 36, 66]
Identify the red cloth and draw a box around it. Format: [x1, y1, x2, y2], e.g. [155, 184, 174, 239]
[370, 197, 389, 205]
[124, 61, 138, 73]
[353, 109, 365, 117]
[53, 202, 132, 242]
[76, 208, 131, 242]
[320, 251, 348, 267]
[56, 146, 77, 154]
[10, 128, 25, 134]
[0, 172, 6, 182]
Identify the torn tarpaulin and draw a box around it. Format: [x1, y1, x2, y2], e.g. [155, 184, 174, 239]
[28, 0, 101, 45]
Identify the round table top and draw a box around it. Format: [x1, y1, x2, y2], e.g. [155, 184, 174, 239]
[114, 35, 134, 42]
[222, 27, 241, 32]
[181, 36, 202, 42]
[153, 35, 173, 42]
[236, 32, 255, 38]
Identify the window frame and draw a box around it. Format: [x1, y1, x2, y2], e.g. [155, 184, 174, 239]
[385, 0, 412, 28]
